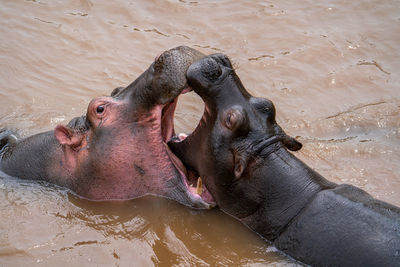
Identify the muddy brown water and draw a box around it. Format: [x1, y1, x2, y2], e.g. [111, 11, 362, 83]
[0, 0, 399, 266]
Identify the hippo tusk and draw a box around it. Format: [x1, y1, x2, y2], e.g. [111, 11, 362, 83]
[196, 177, 203, 195]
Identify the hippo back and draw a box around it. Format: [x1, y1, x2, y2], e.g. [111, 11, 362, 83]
[275, 184, 400, 266]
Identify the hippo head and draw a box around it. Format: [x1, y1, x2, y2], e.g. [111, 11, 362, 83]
[53, 46, 214, 209]
[168, 53, 302, 216]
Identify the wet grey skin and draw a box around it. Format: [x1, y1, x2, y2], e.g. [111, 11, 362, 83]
[0, 46, 216, 209]
[168, 53, 400, 266]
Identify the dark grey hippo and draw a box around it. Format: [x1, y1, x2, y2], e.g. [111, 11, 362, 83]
[0, 46, 215, 209]
[168, 53, 400, 266]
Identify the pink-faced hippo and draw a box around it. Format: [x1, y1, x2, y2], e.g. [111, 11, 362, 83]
[0, 46, 214, 209]
[168, 53, 400, 266]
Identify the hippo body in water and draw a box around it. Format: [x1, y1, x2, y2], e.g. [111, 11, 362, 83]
[0, 46, 214, 209]
[169, 54, 400, 266]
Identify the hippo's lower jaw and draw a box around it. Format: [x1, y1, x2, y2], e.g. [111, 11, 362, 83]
[161, 93, 215, 206]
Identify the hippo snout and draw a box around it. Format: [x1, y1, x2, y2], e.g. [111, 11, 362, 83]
[186, 53, 237, 98]
[150, 46, 205, 105]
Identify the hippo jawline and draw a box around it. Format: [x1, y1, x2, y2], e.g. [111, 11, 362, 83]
[160, 93, 215, 206]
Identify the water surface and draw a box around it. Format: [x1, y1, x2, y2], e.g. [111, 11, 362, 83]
[1, 0, 399, 265]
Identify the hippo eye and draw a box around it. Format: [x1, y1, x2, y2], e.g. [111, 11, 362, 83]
[225, 112, 238, 129]
[221, 106, 248, 134]
[96, 105, 105, 114]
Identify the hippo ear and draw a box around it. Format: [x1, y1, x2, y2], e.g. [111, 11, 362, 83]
[54, 125, 83, 148]
[110, 86, 125, 97]
[234, 152, 248, 179]
[273, 124, 302, 151]
[282, 135, 302, 151]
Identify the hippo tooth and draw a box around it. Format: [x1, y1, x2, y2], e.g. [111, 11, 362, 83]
[178, 133, 188, 141]
[196, 177, 203, 195]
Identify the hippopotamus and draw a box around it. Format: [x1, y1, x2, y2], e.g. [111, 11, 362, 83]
[0, 46, 214, 209]
[168, 53, 400, 266]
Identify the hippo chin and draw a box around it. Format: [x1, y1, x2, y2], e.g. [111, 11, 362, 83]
[0, 46, 215, 209]
[169, 54, 400, 265]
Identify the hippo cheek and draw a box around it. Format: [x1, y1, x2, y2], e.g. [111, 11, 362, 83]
[70, 46, 215, 207]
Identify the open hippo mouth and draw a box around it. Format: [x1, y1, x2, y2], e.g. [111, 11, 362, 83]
[161, 91, 215, 205]
[109, 46, 215, 208]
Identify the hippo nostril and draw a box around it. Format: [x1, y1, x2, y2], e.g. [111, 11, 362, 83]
[201, 57, 222, 82]
[187, 56, 223, 90]
[210, 53, 233, 69]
